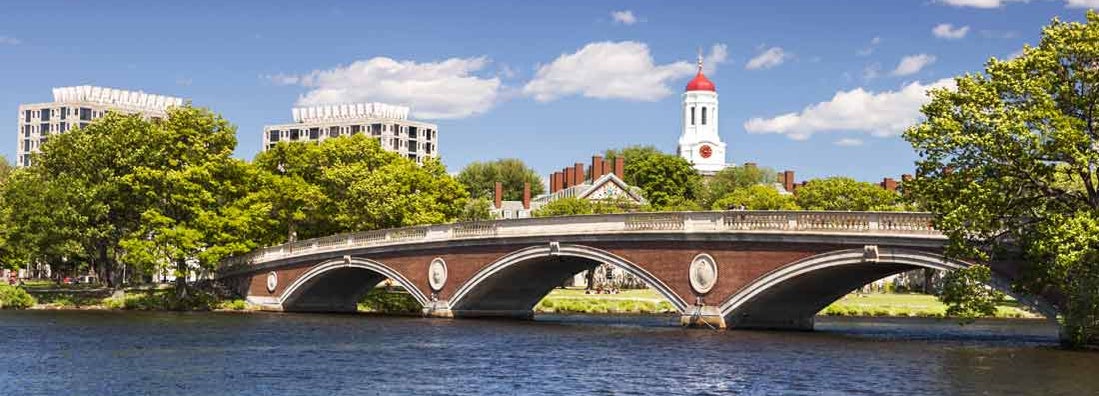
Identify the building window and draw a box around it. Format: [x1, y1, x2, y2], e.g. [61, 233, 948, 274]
[701, 107, 707, 125]
[289, 129, 300, 140]
[40, 123, 50, 134]
[60, 122, 67, 132]
[329, 126, 340, 138]
[40, 109, 51, 122]
[269, 130, 281, 142]
[60, 107, 67, 120]
[79, 123, 88, 129]
[24, 110, 31, 123]
[372, 124, 382, 136]
[23, 125, 31, 137]
[23, 140, 30, 152]
[350, 125, 361, 135]
[308, 128, 319, 140]
[690, 107, 696, 125]
[80, 108, 92, 121]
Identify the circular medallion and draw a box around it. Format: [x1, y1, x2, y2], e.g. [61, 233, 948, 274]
[699, 145, 713, 159]
[266, 271, 278, 293]
[428, 258, 448, 292]
[689, 253, 718, 295]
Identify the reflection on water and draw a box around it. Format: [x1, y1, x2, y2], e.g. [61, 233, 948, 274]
[0, 311, 1094, 395]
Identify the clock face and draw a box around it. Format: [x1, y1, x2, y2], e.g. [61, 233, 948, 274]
[699, 145, 713, 159]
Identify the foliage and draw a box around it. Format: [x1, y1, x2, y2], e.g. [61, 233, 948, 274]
[604, 146, 701, 209]
[532, 197, 595, 217]
[0, 284, 36, 309]
[458, 198, 494, 222]
[938, 266, 1004, 323]
[794, 177, 902, 211]
[712, 185, 799, 210]
[701, 165, 778, 207]
[104, 289, 218, 311]
[358, 287, 422, 314]
[456, 158, 545, 201]
[254, 136, 469, 242]
[903, 11, 1099, 347]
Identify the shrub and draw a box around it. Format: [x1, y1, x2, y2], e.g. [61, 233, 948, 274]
[0, 284, 37, 309]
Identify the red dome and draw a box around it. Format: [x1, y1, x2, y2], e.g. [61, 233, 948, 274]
[685, 72, 715, 92]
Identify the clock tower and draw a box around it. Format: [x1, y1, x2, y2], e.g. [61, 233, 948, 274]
[677, 52, 727, 175]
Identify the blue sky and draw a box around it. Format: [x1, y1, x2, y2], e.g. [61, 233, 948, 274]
[0, 1, 1094, 182]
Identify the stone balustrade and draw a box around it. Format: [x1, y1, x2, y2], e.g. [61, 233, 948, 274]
[221, 211, 941, 269]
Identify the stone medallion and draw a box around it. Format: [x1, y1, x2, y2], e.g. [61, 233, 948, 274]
[428, 258, 448, 292]
[689, 253, 718, 295]
[266, 271, 278, 293]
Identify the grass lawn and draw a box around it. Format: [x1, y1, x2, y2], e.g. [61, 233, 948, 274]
[822, 292, 1039, 318]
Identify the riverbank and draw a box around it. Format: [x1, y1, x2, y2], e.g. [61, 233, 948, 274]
[5, 283, 1041, 319]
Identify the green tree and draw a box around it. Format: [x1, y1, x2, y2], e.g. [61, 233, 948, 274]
[712, 185, 799, 210]
[794, 177, 901, 211]
[458, 198, 493, 222]
[457, 158, 544, 201]
[255, 135, 469, 240]
[938, 265, 1004, 323]
[701, 165, 777, 207]
[604, 146, 701, 209]
[532, 197, 594, 217]
[903, 12, 1099, 347]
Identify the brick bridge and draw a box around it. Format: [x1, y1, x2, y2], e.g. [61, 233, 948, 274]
[217, 211, 1057, 330]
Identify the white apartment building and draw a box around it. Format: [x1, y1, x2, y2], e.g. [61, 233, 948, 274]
[16, 86, 184, 167]
[262, 103, 438, 163]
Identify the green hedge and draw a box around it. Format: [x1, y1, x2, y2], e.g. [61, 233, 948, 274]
[0, 284, 37, 309]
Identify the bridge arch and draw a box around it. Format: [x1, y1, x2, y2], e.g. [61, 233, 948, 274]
[279, 257, 429, 312]
[718, 247, 1057, 330]
[445, 243, 690, 317]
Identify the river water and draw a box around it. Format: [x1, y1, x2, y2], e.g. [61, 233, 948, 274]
[0, 311, 1095, 395]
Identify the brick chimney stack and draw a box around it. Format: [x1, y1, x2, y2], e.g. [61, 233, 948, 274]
[592, 155, 604, 180]
[614, 157, 625, 179]
[782, 170, 795, 193]
[522, 182, 531, 209]
[564, 167, 574, 188]
[493, 181, 503, 209]
[574, 162, 585, 184]
[552, 172, 564, 193]
[550, 172, 558, 193]
[881, 177, 898, 192]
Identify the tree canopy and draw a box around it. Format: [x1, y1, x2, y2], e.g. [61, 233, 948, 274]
[701, 165, 777, 207]
[794, 177, 902, 211]
[456, 158, 544, 201]
[604, 145, 701, 209]
[903, 11, 1099, 347]
[712, 185, 799, 211]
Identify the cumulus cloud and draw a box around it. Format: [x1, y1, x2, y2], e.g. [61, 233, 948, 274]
[0, 36, 20, 45]
[274, 56, 502, 119]
[523, 41, 726, 102]
[1065, 0, 1099, 8]
[932, 24, 970, 39]
[743, 78, 955, 140]
[834, 138, 865, 147]
[611, 10, 638, 25]
[891, 54, 937, 76]
[745, 47, 790, 70]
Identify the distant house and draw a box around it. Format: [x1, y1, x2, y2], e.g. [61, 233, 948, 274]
[490, 155, 646, 219]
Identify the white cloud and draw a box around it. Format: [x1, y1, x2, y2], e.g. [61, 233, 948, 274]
[863, 63, 883, 80]
[0, 36, 20, 45]
[932, 24, 970, 39]
[744, 78, 955, 140]
[277, 56, 502, 119]
[611, 10, 639, 25]
[1065, 0, 1099, 8]
[745, 47, 790, 70]
[834, 138, 865, 147]
[857, 36, 882, 56]
[938, 0, 1015, 8]
[891, 54, 937, 76]
[703, 43, 729, 74]
[523, 41, 727, 102]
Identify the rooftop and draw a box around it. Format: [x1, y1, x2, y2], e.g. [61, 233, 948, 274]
[51, 85, 184, 112]
[291, 102, 410, 123]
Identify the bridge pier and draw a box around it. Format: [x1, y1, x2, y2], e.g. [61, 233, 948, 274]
[679, 305, 727, 329]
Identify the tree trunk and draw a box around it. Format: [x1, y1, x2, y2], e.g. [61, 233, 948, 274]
[174, 259, 189, 302]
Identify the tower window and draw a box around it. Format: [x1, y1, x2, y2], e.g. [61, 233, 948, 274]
[690, 107, 696, 125]
[701, 107, 707, 125]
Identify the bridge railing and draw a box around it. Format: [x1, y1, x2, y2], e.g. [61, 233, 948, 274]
[220, 211, 939, 269]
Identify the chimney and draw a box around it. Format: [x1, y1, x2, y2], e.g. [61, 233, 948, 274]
[614, 157, 625, 179]
[592, 155, 604, 180]
[603, 158, 613, 178]
[574, 162, 585, 184]
[522, 182, 531, 209]
[551, 172, 562, 193]
[881, 177, 897, 192]
[564, 167, 574, 188]
[783, 170, 795, 193]
[493, 182, 503, 209]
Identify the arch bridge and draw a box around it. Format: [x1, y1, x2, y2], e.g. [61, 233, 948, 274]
[217, 211, 1057, 330]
